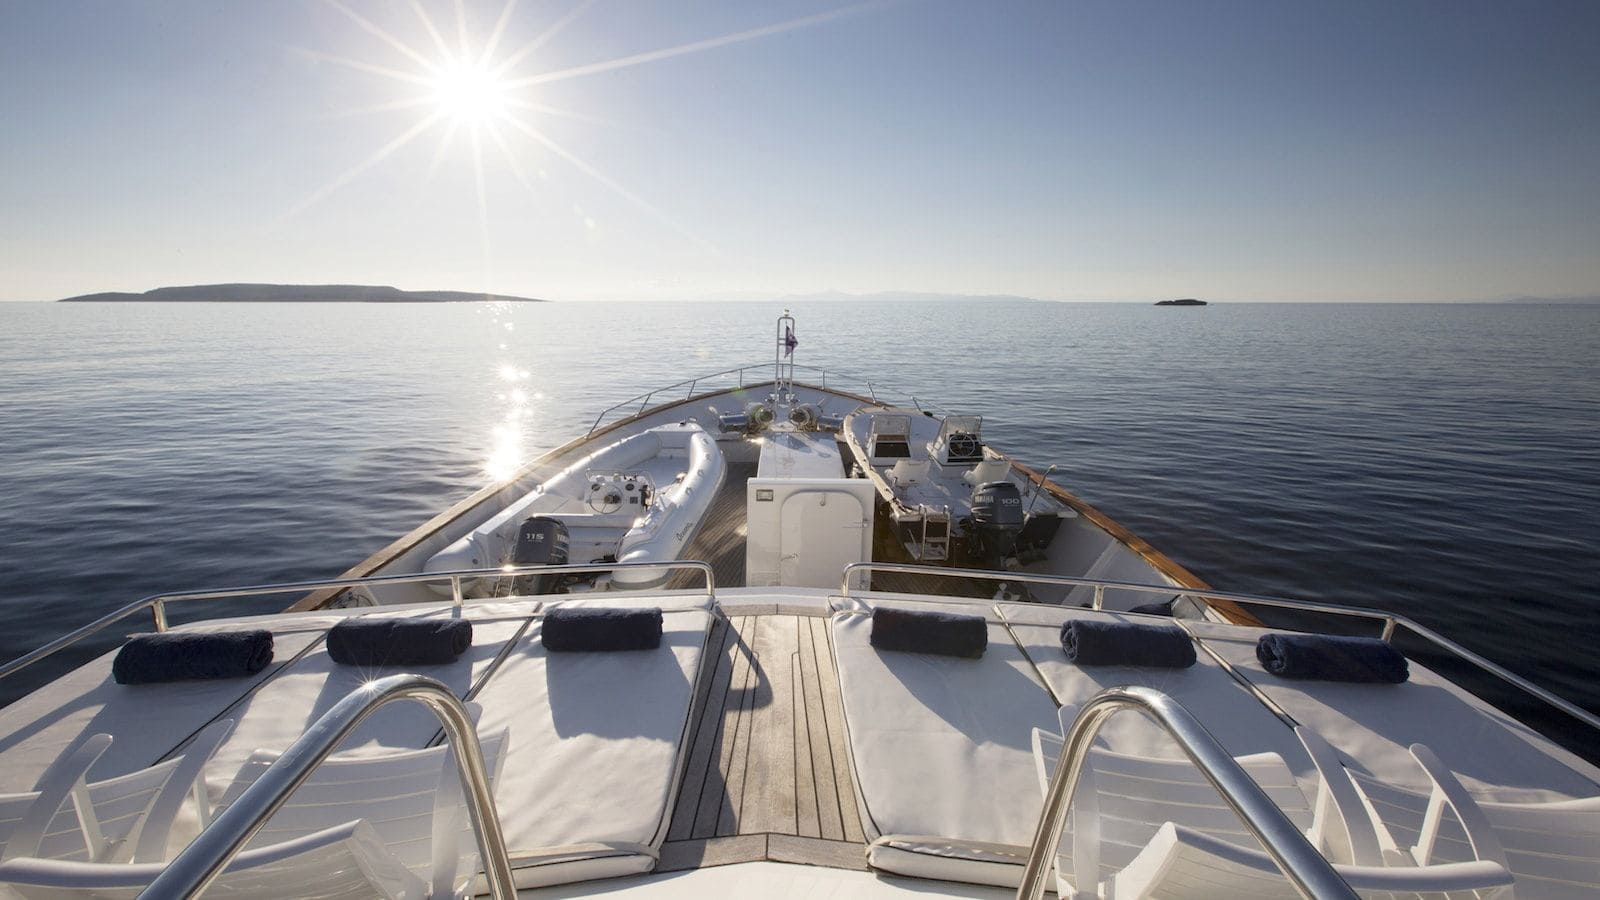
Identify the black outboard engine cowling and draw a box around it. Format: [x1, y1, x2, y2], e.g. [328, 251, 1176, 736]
[970, 481, 1025, 568]
[509, 516, 570, 596]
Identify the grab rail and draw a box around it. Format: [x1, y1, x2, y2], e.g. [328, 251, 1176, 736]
[838, 562, 1600, 739]
[140, 673, 516, 899]
[585, 361, 944, 435]
[1017, 685, 1356, 900]
[0, 560, 716, 684]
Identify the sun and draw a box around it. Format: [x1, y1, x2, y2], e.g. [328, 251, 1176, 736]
[429, 61, 508, 123]
[294, 0, 883, 230]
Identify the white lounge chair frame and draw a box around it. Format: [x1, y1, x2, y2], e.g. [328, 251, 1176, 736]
[0, 719, 232, 865]
[1018, 684, 1524, 900]
[0, 818, 427, 899]
[215, 728, 510, 898]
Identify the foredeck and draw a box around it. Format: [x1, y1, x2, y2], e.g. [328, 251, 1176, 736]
[661, 612, 868, 871]
[671, 459, 756, 591]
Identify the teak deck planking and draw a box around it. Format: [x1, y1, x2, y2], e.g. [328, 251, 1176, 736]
[663, 613, 867, 869]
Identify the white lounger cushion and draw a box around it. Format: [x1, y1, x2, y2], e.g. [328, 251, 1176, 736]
[0, 614, 353, 791]
[829, 601, 1058, 887]
[200, 601, 538, 801]
[0, 818, 426, 900]
[998, 604, 1311, 764]
[467, 606, 713, 889]
[1184, 619, 1600, 803]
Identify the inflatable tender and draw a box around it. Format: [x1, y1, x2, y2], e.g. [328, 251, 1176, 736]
[424, 422, 726, 593]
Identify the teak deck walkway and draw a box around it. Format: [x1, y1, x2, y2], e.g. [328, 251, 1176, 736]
[660, 613, 869, 871]
[669, 460, 756, 592]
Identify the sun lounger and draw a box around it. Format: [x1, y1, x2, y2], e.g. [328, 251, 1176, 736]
[829, 597, 1058, 887]
[0, 614, 350, 792]
[1182, 619, 1600, 802]
[198, 601, 538, 806]
[997, 604, 1313, 766]
[465, 597, 715, 889]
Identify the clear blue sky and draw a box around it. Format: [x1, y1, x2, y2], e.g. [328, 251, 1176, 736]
[2, 0, 1597, 301]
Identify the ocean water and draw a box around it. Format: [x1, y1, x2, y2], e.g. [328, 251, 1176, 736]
[2, 300, 1597, 740]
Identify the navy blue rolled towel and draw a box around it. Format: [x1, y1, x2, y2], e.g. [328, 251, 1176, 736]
[1061, 619, 1196, 668]
[327, 617, 473, 666]
[1256, 633, 1409, 683]
[113, 630, 274, 685]
[870, 607, 986, 658]
[543, 607, 663, 652]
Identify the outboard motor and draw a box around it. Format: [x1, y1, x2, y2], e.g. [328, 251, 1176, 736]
[969, 481, 1024, 568]
[509, 515, 570, 596]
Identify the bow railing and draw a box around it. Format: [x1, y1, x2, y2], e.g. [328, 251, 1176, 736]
[0, 561, 716, 685]
[585, 361, 946, 435]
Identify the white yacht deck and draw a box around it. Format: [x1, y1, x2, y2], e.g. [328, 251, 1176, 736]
[2, 584, 1595, 897]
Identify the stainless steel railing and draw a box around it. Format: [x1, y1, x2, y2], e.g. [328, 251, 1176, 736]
[140, 673, 516, 899]
[0, 561, 716, 684]
[838, 562, 1600, 740]
[584, 361, 945, 435]
[1017, 685, 1357, 900]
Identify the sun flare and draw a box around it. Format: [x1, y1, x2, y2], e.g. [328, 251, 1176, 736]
[429, 61, 508, 123]
[295, 0, 882, 229]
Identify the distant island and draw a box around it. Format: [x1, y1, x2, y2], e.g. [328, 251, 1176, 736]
[57, 283, 547, 303]
[1155, 298, 1207, 306]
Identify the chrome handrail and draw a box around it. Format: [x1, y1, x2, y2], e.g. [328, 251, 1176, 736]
[839, 562, 1600, 739]
[0, 560, 716, 684]
[140, 674, 516, 899]
[1018, 685, 1356, 900]
[584, 361, 943, 435]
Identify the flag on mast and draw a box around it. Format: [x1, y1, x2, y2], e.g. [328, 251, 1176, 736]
[784, 324, 798, 357]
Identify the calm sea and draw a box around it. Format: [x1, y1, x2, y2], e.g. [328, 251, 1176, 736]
[2, 300, 1597, 737]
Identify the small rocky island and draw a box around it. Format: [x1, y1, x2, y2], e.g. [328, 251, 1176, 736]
[1155, 298, 1207, 306]
[57, 283, 546, 303]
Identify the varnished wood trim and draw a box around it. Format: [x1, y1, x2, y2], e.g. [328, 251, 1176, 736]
[1007, 461, 1261, 626]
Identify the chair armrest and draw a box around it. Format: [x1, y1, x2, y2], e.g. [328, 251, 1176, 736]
[1406, 743, 1508, 867]
[1293, 727, 1385, 866]
[1116, 822, 1513, 898]
[0, 819, 424, 899]
[131, 718, 236, 863]
[4, 733, 113, 863]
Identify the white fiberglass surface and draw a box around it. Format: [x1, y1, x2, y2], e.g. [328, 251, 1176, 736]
[527, 860, 1013, 899]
